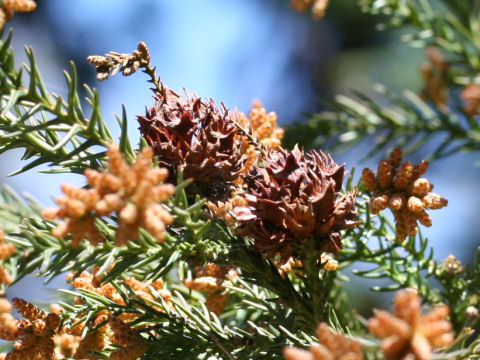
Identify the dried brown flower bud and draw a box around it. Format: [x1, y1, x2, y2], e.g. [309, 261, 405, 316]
[283, 322, 363, 360]
[87, 42, 152, 81]
[234, 146, 359, 261]
[368, 289, 453, 360]
[362, 148, 447, 242]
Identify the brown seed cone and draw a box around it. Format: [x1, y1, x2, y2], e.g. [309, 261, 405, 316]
[233, 146, 359, 260]
[138, 86, 243, 201]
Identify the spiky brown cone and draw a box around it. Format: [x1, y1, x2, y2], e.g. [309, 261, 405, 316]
[233, 146, 359, 260]
[138, 86, 244, 201]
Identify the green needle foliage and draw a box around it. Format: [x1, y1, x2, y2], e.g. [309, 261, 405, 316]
[0, 30, 134, 175]
[284, 85, 480, 160]
[0, 1, 478, 360]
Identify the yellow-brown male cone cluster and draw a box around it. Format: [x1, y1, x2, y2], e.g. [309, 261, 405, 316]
[109, 317, 149, 360]
[290, 0, 329, 19]
[42, 145, 175, 247]
[362, 148, 447, 242]
[67, 267, 173, 322]
[236, 101, 285, 176]
[0, 298, 60, 360]
[207, 101, 284, 223]
[184, 263, 237, 315]
[0, 0, 36, 29]
[283, 322, 363, 360]
[0, 230, 14, 285]
[368, 288, 454, 360]
[51, 304, 81, 359]
[276, 254, 338, 278]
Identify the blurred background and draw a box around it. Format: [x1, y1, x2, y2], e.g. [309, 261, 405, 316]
[2, 0, 479, 314]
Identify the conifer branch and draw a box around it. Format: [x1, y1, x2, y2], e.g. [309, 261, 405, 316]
[360, 0, 480, 72]
[284, 85, 480, 160]
[0, 30, 134, 176]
